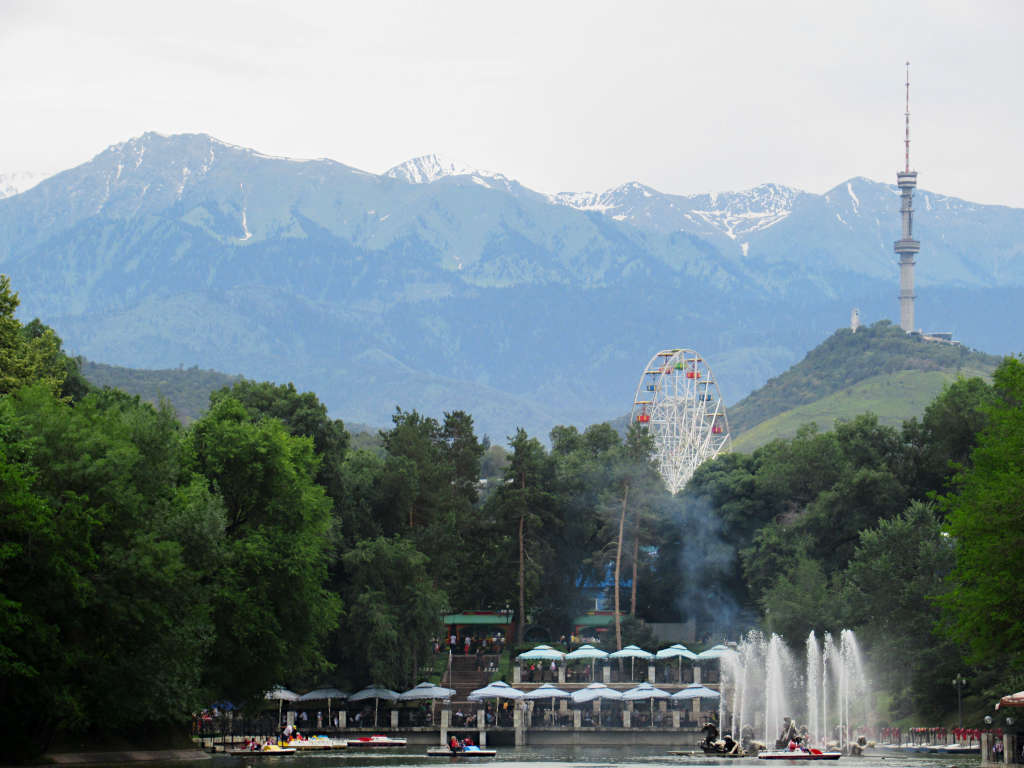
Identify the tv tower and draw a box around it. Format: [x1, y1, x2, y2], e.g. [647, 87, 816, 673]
[894, 61, 919, 333]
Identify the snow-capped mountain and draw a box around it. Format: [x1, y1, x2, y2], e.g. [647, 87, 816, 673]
[385, 153, 516, 192]
[1, 132, 1021, 440]
[0, 171, 52, 199]
[551, 181, 802, 244]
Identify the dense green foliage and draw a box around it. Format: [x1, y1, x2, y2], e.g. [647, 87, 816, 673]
[939, 357, 1024, 682]
[1, 272, 1019, 757]
[728, 321, 1001, 434]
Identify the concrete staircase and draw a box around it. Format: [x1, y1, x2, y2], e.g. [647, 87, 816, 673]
[443, 654, 493, 704]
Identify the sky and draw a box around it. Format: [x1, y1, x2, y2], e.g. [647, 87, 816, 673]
[2, 0, 1023, 206]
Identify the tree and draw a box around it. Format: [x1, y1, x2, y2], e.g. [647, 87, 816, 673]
[337, 537, 446, 688]
[184, 396, 340, 700]
[939, 357, 1024, 679]
[840, 501, 959, 718]
[0, 275, 68, 397]
[499, 428, 555, 644]
[0, 385, 217, 756]
[610, 425, 656, 650]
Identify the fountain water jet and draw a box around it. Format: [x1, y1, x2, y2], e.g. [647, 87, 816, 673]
[717, 629, 872, 752]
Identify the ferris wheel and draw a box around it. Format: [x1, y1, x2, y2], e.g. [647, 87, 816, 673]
[630, 348, 731, 494]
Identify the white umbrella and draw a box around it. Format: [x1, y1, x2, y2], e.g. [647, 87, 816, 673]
[656, 644, 698, 683]
[565, 644, 608, 660]
[265, 686, 300, 725]
[349, 685, 400, 728]
[516, 644, 566, 661]
[623, 682, 670, 728]
[571, 682, 623, 703]
[565, 644, 608, 682]
[672, 683, 721, 700]
[468, 680, 524, 701]
[524, 683, 570, 726]
[572, 682, 621, 728]
[655, 644, 698, 661]
[523, 683, 570, 699]
[696, 644, 732, 660]
[622, 683, 670, 700]
[609, 644, 653, 681]
[398, 682, 456, 701]
[298, 688, 349, 727]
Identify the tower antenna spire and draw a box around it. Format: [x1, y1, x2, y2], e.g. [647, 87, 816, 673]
[904, 60, 911, 173]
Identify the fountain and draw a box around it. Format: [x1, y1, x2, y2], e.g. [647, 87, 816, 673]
[718, 629, 872, 751]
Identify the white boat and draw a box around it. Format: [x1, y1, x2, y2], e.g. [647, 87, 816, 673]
[427, 746, 497, 757]
[758, 750, 842, 760]
[346, 735, 408, 747]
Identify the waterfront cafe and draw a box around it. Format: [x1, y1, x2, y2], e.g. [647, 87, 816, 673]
[443, 610, 515, 655]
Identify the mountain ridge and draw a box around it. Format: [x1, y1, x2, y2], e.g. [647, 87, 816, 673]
[1, 132, 1021, 440]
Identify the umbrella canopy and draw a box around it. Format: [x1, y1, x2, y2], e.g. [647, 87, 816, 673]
[516, 644, 566, 661]
[672, 683, 721, 700]
[656, 644, 698, 661]
[609, 644, 654, 660]
[571, 683, 623, 703]
[468, 680, 525, 701]
[997, 691, 1024, 710]
[398, 682, 456, 701]
[523, 683, 571, 700]
[697, 644, 732, 661]
[565, 644, 609, 660]
[265, 686, 301, 701]
[622, 683, 671, 700]
[298, 688, 349, 702]
[349, 685, 400, 702]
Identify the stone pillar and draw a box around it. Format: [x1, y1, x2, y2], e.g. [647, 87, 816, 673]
[514, 664, 522, 684]
[558, 664, 566, 684]
[1005, 734, 1018, 764]
[479, 730, 487, 747]
[477, 709, 485, 729]
[648, 663, 656, 682]
[514, 706, 526, 746]
[625, 701, 634, 712]
[602, 664, 611, 684]
[338, 711, 346, 729]
[560, 699, 568, 714]
[659, 700, 667, 712]
[573, 710, 581, 729]
[390, 709, 399, 729]
[982, 733, 992, 764]
[693, 666, 702, 684]
[672, 711, 680, 729]
[623, 711, 631, 728]
[440, 709, 449, 746]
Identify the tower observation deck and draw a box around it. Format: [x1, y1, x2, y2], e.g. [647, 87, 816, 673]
[895, 62, 919, 333]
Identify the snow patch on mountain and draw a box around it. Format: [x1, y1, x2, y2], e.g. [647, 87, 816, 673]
[385, 153, 510, 187]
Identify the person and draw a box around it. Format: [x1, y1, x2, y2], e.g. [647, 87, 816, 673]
[450, 632, 457, 650]
[475, 647, 483, 670]
[464, 635, 472, 654]
[450, 735, 461, 753]
[994, 739, 1004, 762]
[550, 660, 557, 680]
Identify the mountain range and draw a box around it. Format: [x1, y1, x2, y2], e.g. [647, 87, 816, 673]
[1, 132, 1020, 440]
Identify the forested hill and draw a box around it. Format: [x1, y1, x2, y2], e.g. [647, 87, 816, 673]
[80, 360, 240, 423]
[728, 321, 1002, 436]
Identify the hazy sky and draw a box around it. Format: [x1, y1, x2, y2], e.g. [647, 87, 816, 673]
[2, 0, 1022, 205]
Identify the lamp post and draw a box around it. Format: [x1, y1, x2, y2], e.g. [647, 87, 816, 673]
[953, 674, 966, 728]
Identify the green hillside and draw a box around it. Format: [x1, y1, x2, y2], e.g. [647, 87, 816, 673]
[731, 367, 993, 452]
[80, 360, 241, 423]
[728, 320, 1002, 436]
